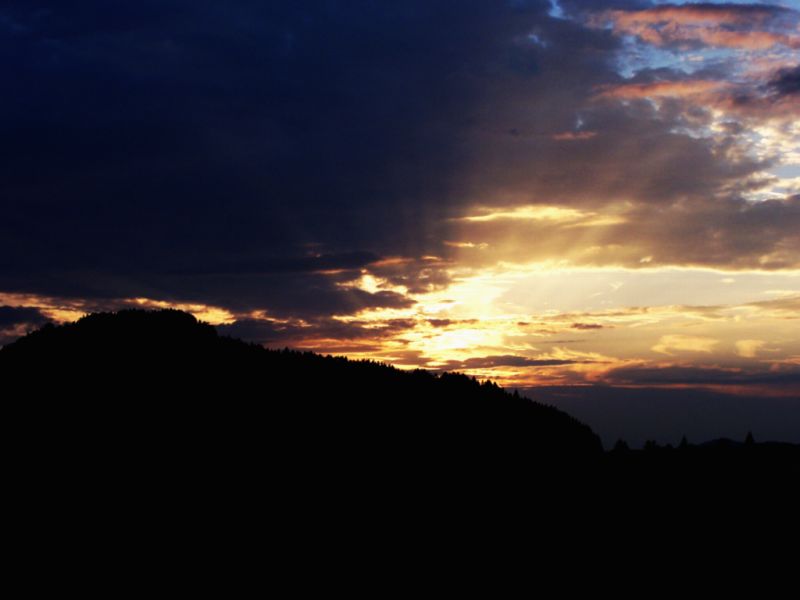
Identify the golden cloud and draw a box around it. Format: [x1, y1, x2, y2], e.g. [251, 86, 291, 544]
[652, 334, 719, 355]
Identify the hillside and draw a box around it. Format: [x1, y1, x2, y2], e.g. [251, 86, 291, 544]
[0, 309, 603, 478]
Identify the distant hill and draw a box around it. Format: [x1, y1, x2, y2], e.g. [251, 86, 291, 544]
[0, 308, 603, 480]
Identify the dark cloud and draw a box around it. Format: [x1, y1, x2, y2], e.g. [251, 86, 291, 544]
[2, 0, 800, 322]
[170, 252, 383, 276]
[426, 318, 479, 328]
[604, 364, 800, 387]
[571, 323, 604, 330]
[428, 319, 456, 328]
[559, 0, 647, 17]
[0, 306, 48, 328]
[437, 354, 585, 371]
[369, 258, 455, 295]
[187, 280, 416, 318]
[769, 65, 800, 97]
[0, 269, 416, 317]
[0, 0, 563, 315]
[0, 305, 50, 346]
[218, 316, 417, 347]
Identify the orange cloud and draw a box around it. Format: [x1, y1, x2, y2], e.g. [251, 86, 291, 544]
[691, 30, 800, 51]
[603, 5, 778, 28]
[594, 5, 800, 50]
[552, 131, 597, 141]
[597, 79, 726, 100]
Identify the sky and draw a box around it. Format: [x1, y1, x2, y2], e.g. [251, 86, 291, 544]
[2, 1, 799, 446]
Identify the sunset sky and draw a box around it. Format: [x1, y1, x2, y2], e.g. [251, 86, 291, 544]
[2, 1, 799, 445]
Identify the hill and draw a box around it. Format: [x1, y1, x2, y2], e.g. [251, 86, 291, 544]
[0, 308, 603, 479]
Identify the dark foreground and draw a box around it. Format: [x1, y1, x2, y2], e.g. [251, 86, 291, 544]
[2, 310, 798, 567]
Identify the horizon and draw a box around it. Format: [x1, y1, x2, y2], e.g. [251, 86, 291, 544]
[4, 306, 797, 449]
[2, 1, 799, 445]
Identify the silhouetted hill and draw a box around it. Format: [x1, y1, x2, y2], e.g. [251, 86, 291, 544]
[1, 309, 603, 478]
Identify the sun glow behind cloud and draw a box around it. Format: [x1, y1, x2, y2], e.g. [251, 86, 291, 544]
[237, 263, 800, 395]
[5, 261, 799, 397]
[2, 0, 799, 415]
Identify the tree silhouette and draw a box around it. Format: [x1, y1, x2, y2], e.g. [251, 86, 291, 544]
[612, 439, 630, 453]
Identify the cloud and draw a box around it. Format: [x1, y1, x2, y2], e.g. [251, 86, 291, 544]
[747, 294, 800, 317]
[603, 3, 785, 27]
[735, 339, 766, 359]
[768, 65, 800, 97]
[436, 354, 585, 371]
[571, 323, 605, 330]
[597, 79, 727, 100]
[0, 305, 48, 328]
[652, 334, 718, 355]
[594, 3, 800, 50]
[452, 195, 800, 270]
[552, 130, 597, 141]
[0, 305, 49, 346]
[2, 0, 800, 361]
[602, 364, 800, 388]
[456, 205, 625, 227]
[0, 0, 560, 315]
[426, 318, 479, 328]
[217, 316, 417, 347]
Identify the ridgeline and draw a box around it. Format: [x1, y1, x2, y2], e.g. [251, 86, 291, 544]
[1, 308, 603, 477]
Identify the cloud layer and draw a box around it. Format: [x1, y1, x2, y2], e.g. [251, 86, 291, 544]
[3, 2, 800, 316]
[2, 3, 799, 444]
